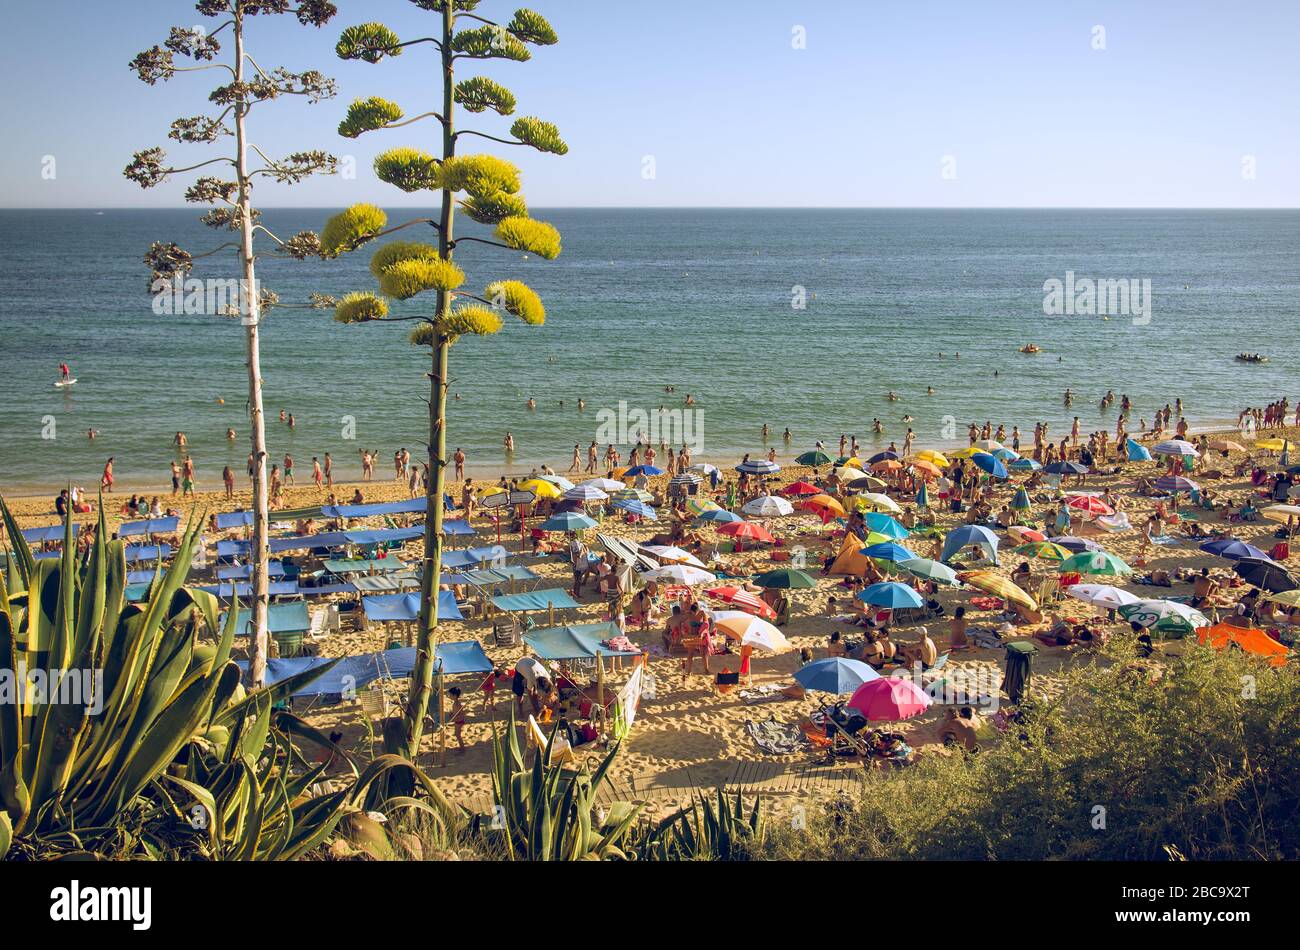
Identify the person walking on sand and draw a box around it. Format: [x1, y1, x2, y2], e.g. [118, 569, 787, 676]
[101, 457, 114, 492]
[312, 456, 323, 488]
[222, 465, 235, 500]
[283, 453, 294, 485]
[324, 452, 333, 487]
[569, 444, 580, 473]
[181, 455, 195, 497]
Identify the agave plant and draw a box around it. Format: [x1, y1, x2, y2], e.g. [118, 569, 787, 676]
[639, 789, 765, 862]
[0, 496, 455, 860]
[478, 715, 641, 860]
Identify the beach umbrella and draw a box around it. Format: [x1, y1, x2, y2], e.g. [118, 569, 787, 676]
[1014, 541, 1072, 562]
[579, 477, 624, 492]
[1262, 589, 1300, 607]
[1155, 475, 1198, 494]
[834, 466, 868, 482]
[686, 497, 720, 516]
[863, 512, 909, 539]
[1007, 525, 1046, 543]
[540, 511, 598, 532]
[974, 439, 1005, 452]
[914, 450, 949, 467]
[612, 499, 657, 520]
[1197, 624, 1288, 666]
[1052, 536, 1103, 553]
[564, 484, 609, 502]
[688, 463, 720, 476]
[940, 525, 1000, 565]
[614, 487, 654, 503]
[796, 450, 832, 466]
[1125, 439, 1153, 462]
[641, 544, 707, 568]
[642, 564, 716, 586]
[857, 492, 901, 514]
[1065, 495, 1114, 516]
[915, 482, 929, 508]
[1255, 438, 1288, 452]
[1233, 558, 1297, 593]
[871, 459, 903, 473]
[752, 568, 818, 589]
[847, 677, 931, 722]
[536, 474, 576, 491]
[1207, 439, 1245, 452]
[956, 570, 1038, 611]
[711, 611, 789, 652]
[993, 448, 1021, 461]
[1009, 458, 1042, 472]
[1044, 460, 1089, 476]
[969, 452, 1008, 479]
[717, 520, 776, 543]
[780, 480, 821, 496]
[862, 541, 919, 563]
[624, 465, 663, 477]
[737, 459, 780, 475]
[801, 494, 846, 519]
[834, 456, 863, 468]
[669, 472, 702, 487]
[1118, 599, 1210, 638]
[794, 657, 880, 694]
[1153, 439, 1199, 457]
[867, 451, 901, 464]
[1011, 487, 1032, 510]
[1066, 584, 1141, 609]
[899, 557, 958, 586]
[856, 582, 925, 609]
[908, 459, 943, 478]
[1261, 504, 1300, 524]
[1058, 550, 1132, 576]
[846, 475, 888, 491]
[949, 446, 983, 459]
[1199, 538, 1272, 562]
[704, 585, 776, 619]
[694, 508, 743, 524]
[742, 495, 794, 517]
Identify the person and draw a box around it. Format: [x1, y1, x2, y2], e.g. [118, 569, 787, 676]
[170, 461, 181, 496]
[59, 361, 70, 382]
[454, 447, 466, 479]
[949, 605, 970, 650]
[312, 456, 323, 488]
[56, 488, 69, 518]
[570, 535, 592, 596]
[323, 452, 333, 487]
[222, 465, 235, 500]
[181, 456, 195, 497]
[938, 706, 981, 751]
[900, 626, 938, 669]
[101, 457, 114, 493]
[447, 687, 467, 752]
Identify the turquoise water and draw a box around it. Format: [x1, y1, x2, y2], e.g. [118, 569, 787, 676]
[1, 208, 1296, 493]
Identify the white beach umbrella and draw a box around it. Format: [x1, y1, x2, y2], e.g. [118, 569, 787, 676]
[565, 485, 609, 502]
[834, 466, 868, 482]
[742, 495, 794, 517]
[1263, 504, 1300, 523]
[688, 463, 720, 476]
[537, 474, 576, 491]
[710, 610, 790, 653]
[737, 459, 781, 475]
[1152, 440, 1200, 457]
[1065, 584, 1141, 610]
[641, 564, 717, 586]
[579, 477, 624, 491]
[640, 544, 707, 568]
[858, 492, 902, 514]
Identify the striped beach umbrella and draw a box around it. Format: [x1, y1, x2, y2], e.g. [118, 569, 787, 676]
[1014, 541, 1072, 562]
[612, 499, 657, 520]
[956, 570, 1038, 611]
[564, 484, 609, 502]
[705, 585, 776, 619]
[742, 495, 794, 517]
[614, 487, 654, 503]
[1153, 439, 1199, 457]
[1009, 458, 1041, 471]
[737, 459, 780, 475]
[539, 511, 598, 532]
[685, 497, 719, 515]
[1119, 599, 1210, 637]
[694, 508, 742, 524]
[1155, 475, 1198, 494]
[579, 477, 624, 491]
[1058, 550, 1132, 576]
[670, 472, 702, 487]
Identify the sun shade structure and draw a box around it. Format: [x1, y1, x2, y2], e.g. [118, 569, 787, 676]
[899, 557, 959, 585]
[969, 452, 1009, 478]
[1200, 538, 1272, 562]
[796, 451, 831, 465]
[941, 525, 1000, 565]
[1118, 599, 1208, 638]
[641, 564, 717, 586]
[1152, 439, 1199, 457]
[641, 544, 707, 567]
[524, 621, 640, 661]
[711, 611, 789, 652]
[794, 657, 880, 694]
[863, 512, 909, 539]
[492, 588, 580, 613]
[1196, 624, 1288, 666]
[540, 511, 598, 532]
[704, 585, 776, 619]
[848, 677, 931, 721]
[224, 602, 310, 636]
[1125, 439, 1153, 461]
[1058, 550, 1132, 576]
[1233, 558, 1297, 592]
[957, 570, 1038, 611]
[861, 541, 918, 563]
[716, 520, 776, 543]
[737, 459, 780, 475]
[856, 581, 924, 609]
[742, 495, 794, 517]
[363, 591, 463, 622]
[118, 516, 180, 537]
[751, 568, 818, 589]
[1065, 584, 1141, 609]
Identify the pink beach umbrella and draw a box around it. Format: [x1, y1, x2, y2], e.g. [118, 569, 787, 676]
[847, 677, 932, 722]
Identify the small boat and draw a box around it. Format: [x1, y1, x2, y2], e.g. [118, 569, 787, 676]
[1235, 354, 1269, 364]
[1019, 344, 1041, 354]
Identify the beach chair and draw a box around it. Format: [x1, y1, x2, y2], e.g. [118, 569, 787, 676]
[1036, 577, 1061, 607]
[527, 715, 575, 767]
[357, 685, 391, 725]
[493, 617, 522, 648]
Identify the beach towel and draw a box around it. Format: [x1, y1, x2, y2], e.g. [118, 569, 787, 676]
[739, 683, 789, 705]
[744, 717, 805, 755]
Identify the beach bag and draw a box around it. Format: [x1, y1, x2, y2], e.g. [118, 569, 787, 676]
[1270, 542, 1290, 561]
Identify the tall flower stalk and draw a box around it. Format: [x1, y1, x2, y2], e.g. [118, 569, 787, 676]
[322, 0, 566, 757]
[126, 0, 340, 686]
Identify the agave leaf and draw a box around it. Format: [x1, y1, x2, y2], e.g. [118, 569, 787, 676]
[0, 496, 35, 590]
[161, 773, 220, 854]
[0, 810, 10, 859]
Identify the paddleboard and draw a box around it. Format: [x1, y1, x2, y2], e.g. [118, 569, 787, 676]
[55, 378, 77, 389]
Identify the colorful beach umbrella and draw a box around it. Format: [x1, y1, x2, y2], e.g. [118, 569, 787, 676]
[856, 492, 901, 514]
[711, 611, 789, 653]
[993, 447, 1021, 461]
[1207, 439, 1245, 452]
[1044, 460, 1089, 476]
[579, 477, 624, 492]
[1261, 504, 1300, 524]
[751, 568, 818, 589]
[742, 495, 794, 517]
[1011, 487, 1032, 510]
[1014, 541, 1072, 562]
[801, 494, 846, 519]
[611, 499, 657, 520]
[613, 487, 654, 503]
[1154, 475, 1198, 494]
[1152, 439, 1199, 457]
[670, 472, 702, 487]
[564, 484, 609, 502]
[1065, 494, 1114, 516]
[834, 456, 863, 468]
[796, 451, 832, 466]
[686, 497, 720, 516]
[539, 511, 597, 532]
[694, 508, 743, 524]
[1197, 624, 1288, 666]
[536, 474, 576, 491]
[856, 582, 925, 609]
[704, 585, 776, 619]
[914, 450, 949, 467]
[940, 525, 1000, 565]
[1255, 438, 1288, 452]
[834, 466, 868, 482]
[1065, 584, 1141, 609]
[847, 677, 931, 722]
[1052, 536, 1103, 553]
[1058, 550, 1132, 576]
[908, 459, 943, 478]
[519, 478, 562, 498]
[899, 557, 958, 586]
[794, 657, 880, 694]
[956, 570, 1038, 611]
[717, 520, 776, 543]
[1118, 599, 1210, 637]
[915, 482, 929, 508]
[1007, 525, 1046, 543]
[846, 475, 888, 491]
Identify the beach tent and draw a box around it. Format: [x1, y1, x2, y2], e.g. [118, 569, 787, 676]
[940, 525, 999, 565]
[828, 534, 873, 578]
[362, 591, 462, 622]
[1197, 623, 1288, 666]
[492, 589, 580, 613]
[118, 516, 180, 538]
[1125, 439, 1153, 462]
[523, 621, 639, 661]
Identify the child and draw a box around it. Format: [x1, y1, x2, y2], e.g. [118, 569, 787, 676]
[481, 666, 504, 713]
[448, 687, 467, 752]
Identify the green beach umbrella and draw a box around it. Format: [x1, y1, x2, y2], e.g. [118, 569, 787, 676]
[796, 451, 832, 466]
[1058, 550, 1132, 576]
[899, 557, 959, 586]
[1014, 541, 1072, 562]
[752, 568, 818, 589]
[916, 483, 929, 509]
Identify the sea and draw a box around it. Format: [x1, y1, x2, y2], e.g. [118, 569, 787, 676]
[1, 208, 1296, 495]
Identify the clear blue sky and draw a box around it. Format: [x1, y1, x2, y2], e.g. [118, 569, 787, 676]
[3, 0, 1297, 207]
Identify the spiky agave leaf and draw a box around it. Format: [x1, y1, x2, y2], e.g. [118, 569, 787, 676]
[336, 23, 403, 63]
[339, 96, 404, 138]
[374, 148, 440, 193]
[437, 154, 521, 197]
[508, 9, 558, 45]
[485, 280, 545, 325]
[511, 116, 568, 155]
[368, 241, 440, 280]
[334, 292, 389, 323]
[495, 216, 561, 259]
[378, 257, 465, 300]
[452, 25, 530, 62]
[460, 190, 528, 225]
[321, 203, 387, 257]
[454, 76, 516, 115]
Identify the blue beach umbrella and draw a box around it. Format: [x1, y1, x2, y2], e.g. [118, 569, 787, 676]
[1011, 487, 1032, 510]
[863, 512, 910, 539]
[969, 452, 1008, 478]
[794, 657, 880, 694]
[540, 511, 598, 532]
[915, 482, 929, 508]
[1126, 439, 1153, 462]
[940, 524, 1000, 564]
[861, 541, 919, 563]
[624, 465, 664, 477]
[867, 451, 901, 464]
[1044, 460, 1089, 475]
[1199, 538, 1272, 562]
[857, 582, 925, 609]
[1009, 458, 1041, 472]
[612, 499, 657, 520]
[694, 508, 742, 524]
[993, 447, 1021, 461]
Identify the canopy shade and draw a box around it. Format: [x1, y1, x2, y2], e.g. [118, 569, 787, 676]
[524, 621, 639, 660]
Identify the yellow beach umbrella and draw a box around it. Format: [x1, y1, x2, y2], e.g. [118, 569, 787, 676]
[518, 478, 561, 499]
[949, 446, 983, 459]
[957, 570, 1038, 611]
[1263, 590, 1300, 607]
[856, 492, 901, 514]
[686, 498, 721, 516]
[1255, 439, 1288, 452]
[1262, 504, 1300, 523]
[914, 450, 949, 467]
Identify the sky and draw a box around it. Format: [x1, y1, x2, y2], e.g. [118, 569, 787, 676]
[2, 0, 1297, 208]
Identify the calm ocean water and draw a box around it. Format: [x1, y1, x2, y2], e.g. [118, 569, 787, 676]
[1, 208, 1296, 494]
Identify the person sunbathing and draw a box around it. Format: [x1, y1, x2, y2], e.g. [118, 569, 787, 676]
[939, 706, 981, 751]
[898, 627, 938, 669]
[949, 606, 970, 650]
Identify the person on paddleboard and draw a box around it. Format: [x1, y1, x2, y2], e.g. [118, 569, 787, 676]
[59, 362, 70, 382]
